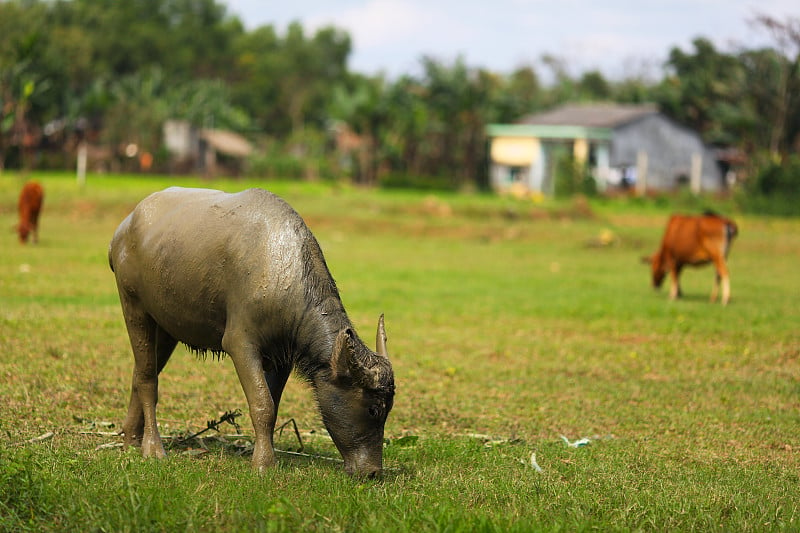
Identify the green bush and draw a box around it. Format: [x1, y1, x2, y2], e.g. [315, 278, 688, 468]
[379, 173, 458, 191]
[554, 154, 597, 198]
[248, 151, 306, 180]
[248, 130, 342, 181]
[737, 153, 800, 216]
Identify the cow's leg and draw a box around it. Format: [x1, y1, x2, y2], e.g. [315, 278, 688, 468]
[721, 276, 731, 306]
[223, 330, 276, 472]
[710, 273, 721, 303]
[669, 266, 682, 300]
[120, 298, 176, 458]
[711, 256, 730, 305]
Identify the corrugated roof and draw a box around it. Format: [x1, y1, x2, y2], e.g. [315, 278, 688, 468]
[200, 129, 253, 158]
[518, 103, 659, 128]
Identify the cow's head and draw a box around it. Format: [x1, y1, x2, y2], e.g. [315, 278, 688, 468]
[643, 253, 666, 288]
[17, 222, 32, 244]
[315, 315, 395, 478]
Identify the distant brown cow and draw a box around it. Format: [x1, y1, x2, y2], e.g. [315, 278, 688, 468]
[646, 212, 738, 305]
[17, 181, 44, 244]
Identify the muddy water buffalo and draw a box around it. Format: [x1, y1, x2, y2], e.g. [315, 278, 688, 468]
[646, 211, 738, 305]
[109, 187, 395, 476]
[17, 181, 44, 244]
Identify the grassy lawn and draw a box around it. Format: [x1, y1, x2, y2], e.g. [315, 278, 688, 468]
[1, 173, 798, 531]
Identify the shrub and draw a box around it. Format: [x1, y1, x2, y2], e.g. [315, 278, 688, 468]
[379, 173, 458, 191]
[737, 153, 800, 216]
[248, 151, 305, 180]
[554, 154, 597, 198]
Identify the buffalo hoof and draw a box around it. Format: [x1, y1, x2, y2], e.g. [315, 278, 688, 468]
[141, 438, 167, 459]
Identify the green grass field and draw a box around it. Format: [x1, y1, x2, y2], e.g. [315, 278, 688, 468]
[1, 173, 798, 531]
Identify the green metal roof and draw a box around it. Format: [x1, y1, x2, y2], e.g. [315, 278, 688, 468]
[486, 124, 613, 141]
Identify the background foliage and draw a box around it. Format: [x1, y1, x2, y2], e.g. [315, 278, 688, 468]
[0, 1, 799, 212]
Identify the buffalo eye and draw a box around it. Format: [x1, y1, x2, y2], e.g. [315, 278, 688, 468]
[368, 405, 382, 419]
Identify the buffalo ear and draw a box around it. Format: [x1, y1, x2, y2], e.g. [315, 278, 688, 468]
[330, 326, 386, 389]
[330, 328, 353, 379]
[349, 358, 382, 390]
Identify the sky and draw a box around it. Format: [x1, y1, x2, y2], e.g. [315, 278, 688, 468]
[221, 1, 797, 81]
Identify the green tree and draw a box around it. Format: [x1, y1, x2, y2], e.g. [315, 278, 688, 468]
[232, 22, 350, 137]
[0, 1, 54, 169]
[230, 25, 283, 133]
[578, 70, 612, 101]
[658, 38, 744, 144]
[540, 53, 579, 106]
[329, 74, 387, 184]
[382, 76, 430, 176]
[103, 69, 170, 162]
[748, 14, 800, 156]
[169, 79, 251, 132]
[613, 76, 657, 104]
[61, 0, 241, 80]
[417, 56, 493, 187]
[102, 69, 250, 168]
[488, 65, 543, 123]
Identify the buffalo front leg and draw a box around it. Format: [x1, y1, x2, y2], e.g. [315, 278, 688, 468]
[120, 300, 176, 458]
[224, 334, 277, 472]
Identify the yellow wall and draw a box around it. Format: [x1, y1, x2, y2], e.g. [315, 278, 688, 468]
[491, 137, 540, 166]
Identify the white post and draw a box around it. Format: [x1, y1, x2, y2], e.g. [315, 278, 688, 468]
[595, 144, 610, 191]
[76, 141, 87, 187]
[690, 152, 702, 194]
[636, 150, 648, 196]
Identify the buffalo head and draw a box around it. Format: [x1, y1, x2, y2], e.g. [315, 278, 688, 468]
[315, 315, 395, 477]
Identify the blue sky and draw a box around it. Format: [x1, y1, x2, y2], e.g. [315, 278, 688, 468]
[222, 1, 797, 80]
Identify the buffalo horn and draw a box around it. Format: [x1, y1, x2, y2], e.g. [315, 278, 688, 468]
[376, 314, 388, 357]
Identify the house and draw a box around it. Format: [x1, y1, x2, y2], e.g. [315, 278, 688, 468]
[163, 119, 253, 176]
[486, 103, 724, 195]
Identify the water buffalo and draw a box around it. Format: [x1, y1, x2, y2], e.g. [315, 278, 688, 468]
[108, 187, 395, 477]
[645, 211, 738, 305]
[17, 181, 44, 244]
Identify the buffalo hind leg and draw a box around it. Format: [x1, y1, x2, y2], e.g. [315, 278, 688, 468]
[120, 301, 177, 457]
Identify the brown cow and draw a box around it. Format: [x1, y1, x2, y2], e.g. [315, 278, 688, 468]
[646, 212, 738, 305]
[17, 181, 44, 244]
